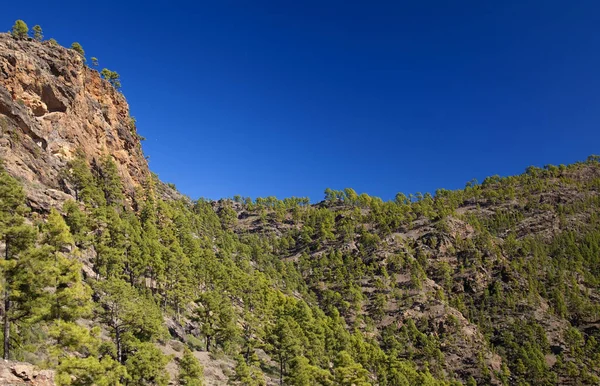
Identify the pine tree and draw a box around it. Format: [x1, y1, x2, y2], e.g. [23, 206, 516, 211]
[179, 347, 204, 386]
[101, 68, 122, 89]
[96, 278, 165, 363]
[57, 355, 126, 386]
[49, 254, 92, 322]
[125, 342, 170, 386]
[0, 163, 28, 227]
[234, 354, 252, 383]
[234, 354, 266, 386]
[50, 321, 127, 385]
[62, 200, 89, 247]
[333, 351, 371, 386]
[70, 42, 85, 56]
[11, 20, 28, 40]
[2, 246, 53, 359]
[32, 25, 43, 41]
[42, 209, 92, 321]
[267, 316, 303, 386]
[0, 166, 38, 359]
[287, 356, 333, 386]
[194, 291, 238, 352]
[66, 149, 104, 205]
[44, 209, 74, 251]
[99, 155, 124, 206]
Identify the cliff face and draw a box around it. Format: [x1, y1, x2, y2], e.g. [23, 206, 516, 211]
[0, 33, 148, 211]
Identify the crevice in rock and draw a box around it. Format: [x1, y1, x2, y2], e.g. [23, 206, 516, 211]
[41, 85, 67, 113]
[0, 88, 48, 151]
[48, 62, 63, 77]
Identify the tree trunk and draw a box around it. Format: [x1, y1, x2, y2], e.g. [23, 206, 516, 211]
[279, 357, 283, 386]
[126, 260, 135, 287]
[55, 253, 61, 321]
[116, 327, 122, 364]
[3, 238, 9, 360]
[3, 291, 9, 360]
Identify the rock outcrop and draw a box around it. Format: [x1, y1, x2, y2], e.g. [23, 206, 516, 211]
[0, 33, 149, 211]
[0, 361, 55, 386]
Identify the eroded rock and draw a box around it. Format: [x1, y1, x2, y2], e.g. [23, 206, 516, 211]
[0, 33, 149, 210]
[0, 361, 55, 385]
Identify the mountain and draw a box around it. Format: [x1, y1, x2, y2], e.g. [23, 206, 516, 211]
[0, 28, 599, 386]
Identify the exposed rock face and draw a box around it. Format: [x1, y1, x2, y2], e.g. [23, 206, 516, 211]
[0, 361, 55, 385]
[0, 33, 149, 211]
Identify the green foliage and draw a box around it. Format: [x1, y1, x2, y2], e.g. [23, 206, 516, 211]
[51, 321, 126, 385]
[218, 204, 238, 229]
[42, 209, 91, 321]
[333, 351, 371, 386]
[96, 278, 166, 363]
[101, 68, 122, 89]
[91, 57, 99, 67]
[43, 209, 74, 250]
[66, 149, 104, 205]
[98, 155, 124, 205]
[0, 165, 39, 359]
[11, 20, 28, 39]
[56, 355, 126, 386]
[233, 354, 265, 385]
[125, 342, 170, 386]
[62, 200, 89, 246]
[287, 356, 332, 385]
[32, 25, 43, 41]
[179, 347, 204, 386]
[70, 42, 85, 56]
[3, 155, 600, 384]
[194, 290, 238, 352]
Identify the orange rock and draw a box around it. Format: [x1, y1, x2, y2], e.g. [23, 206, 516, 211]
[0, 33, 149, 211]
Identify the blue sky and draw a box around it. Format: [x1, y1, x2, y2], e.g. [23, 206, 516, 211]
[3, 1, 600, 201]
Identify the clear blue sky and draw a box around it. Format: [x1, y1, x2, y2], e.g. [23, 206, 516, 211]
[3, 1, 600, 201]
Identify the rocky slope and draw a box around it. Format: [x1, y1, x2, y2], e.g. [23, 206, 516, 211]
[0, 33, 148, 211]
[225, 161, 600, 384]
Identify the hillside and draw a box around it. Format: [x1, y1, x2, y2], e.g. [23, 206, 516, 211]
[0, 27, 599, 386]
[223, 161, 600, 385]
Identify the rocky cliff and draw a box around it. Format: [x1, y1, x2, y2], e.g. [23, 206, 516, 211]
[0, 33, 148, 211]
